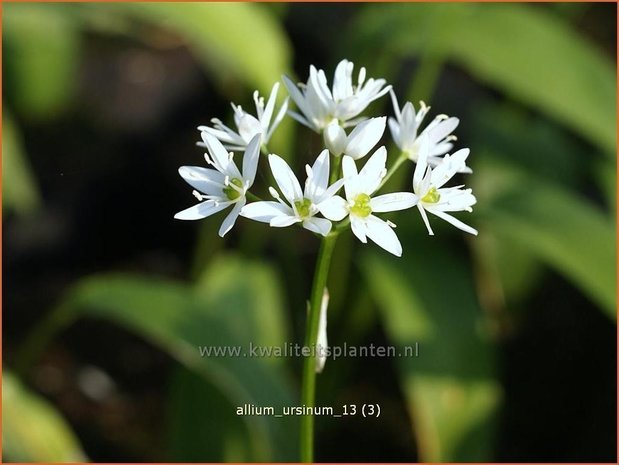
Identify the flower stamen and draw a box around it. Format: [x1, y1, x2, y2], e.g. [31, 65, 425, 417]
[421, 186, 441, 204]
[349, 193, 372, 217]
[223, 177, 244, 200]
[294, 198, 313, 218]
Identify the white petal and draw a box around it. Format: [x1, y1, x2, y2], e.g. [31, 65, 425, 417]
[413, 135, 431, 192]
[283, 75, 312, 124]
[399, 102, 418, 150]
[332, 59, 353, 102]
[218, 198, 245, 237]
[306, 149, 330, 200]
[341, 155, 359, 199]
[287, 109, 313, 130]
[389, 89, 402, 121]
[282, 75, 304, 107]
[417, 204, 434, 235]
[388, 117, 402, 150]
[317, 196, 348, 221]
[358, 146, 387, 195]
[307, 67, 334, 121]
[430, 148, 470, 188]
[303, 217, 332, 237]
[201, 132, 233, 174]
[200, 126, 242, 146]
[341, 116, 368, 128]
[438, 188, 477, 212]
[266, 97, 289, 141]
[350, 216, 368, 243]
[270, 214, 302, 228]
[426, 208, 478, 235]
[175, 200, 230, 220]
[428, 117, 459, 144]
[319, 178, 345, 203]
[178, 166, 225, 196]
[323, 122, 347, 156]
[428, 142, 454, 158]
[240, 201, 293, 222]
[344, 117, 386, 160]
[315, 287, 329, 373]
[236, 113, 262, 144]
[313, 66, 334, 103]
[335, 80, 391, 121]
[242, 134, 261, 187]
[370, 192, 418, 213]
[459, 164, 473, 174]
[365, 215, 402, 257]
[268, 154, 303, 204]
[261, 82, 279, 130]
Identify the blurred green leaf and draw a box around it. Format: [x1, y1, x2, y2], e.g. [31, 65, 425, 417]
[261, 3, 290, 19]
[549, 2, 591, 21]
[469, 103, 614, 312]
[477, 158, 616, 319]
[48, 254, 297, 461]
[2, 110, 41, 214]
[195, 255, 289, 351]
[471, 228, 543, 314]
[362, 245, 500, 461]
[350, 3, 616, 155]
[109, 2, 294, 154]
[3, 4, 80, 119]
[448, 4, 616, 156]
[3, 370, 86, 462]
[406, 376, 500, 461]
[595, 158, 617, 212]
[168, 367, 255, 462]
[167, 255, 295, 461]
[451, 4, 617, 156]
[470, 103, 588, 191]
[117, 3, 291, 94]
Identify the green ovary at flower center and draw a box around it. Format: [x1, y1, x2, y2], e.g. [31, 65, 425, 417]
[421, 186, 440, 204]
[350, 193, 372, 218]
[223, 178, 244, 200]
[294, 198, 313, 218]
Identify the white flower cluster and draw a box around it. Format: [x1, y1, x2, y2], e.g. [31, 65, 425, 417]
[176, 59, 477, 256]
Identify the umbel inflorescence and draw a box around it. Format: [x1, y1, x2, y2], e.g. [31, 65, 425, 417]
[175, 59, 477, 257]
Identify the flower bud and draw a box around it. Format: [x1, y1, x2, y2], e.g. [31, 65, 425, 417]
[323, 121, 347, 156]
[344, 117, 386, 160]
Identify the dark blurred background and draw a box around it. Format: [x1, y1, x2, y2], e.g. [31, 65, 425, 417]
[3, 3, 617, 463]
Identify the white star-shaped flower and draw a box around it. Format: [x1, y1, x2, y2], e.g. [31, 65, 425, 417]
[413, 137, 478, 236]
[199, 82, 289, 151]
[284, 59, 391, 132]
[323, 117, 386, 159]
[174, 133, 261, 237]
[389, 90, 470, 173]
[240, 150, 344, 237]
[319, 148, 418, 256]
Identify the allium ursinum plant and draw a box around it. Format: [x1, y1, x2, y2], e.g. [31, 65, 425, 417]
[175, 59, 477, 462]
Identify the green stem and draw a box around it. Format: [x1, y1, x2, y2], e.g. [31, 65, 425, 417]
[246, 191, 262, 202]
[299, 151, 342, 462]
[300, 232, 338, 462]
[378, 151, 409, 191]
[330, 155, 342, 184]
[407, 54, 444, 104]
